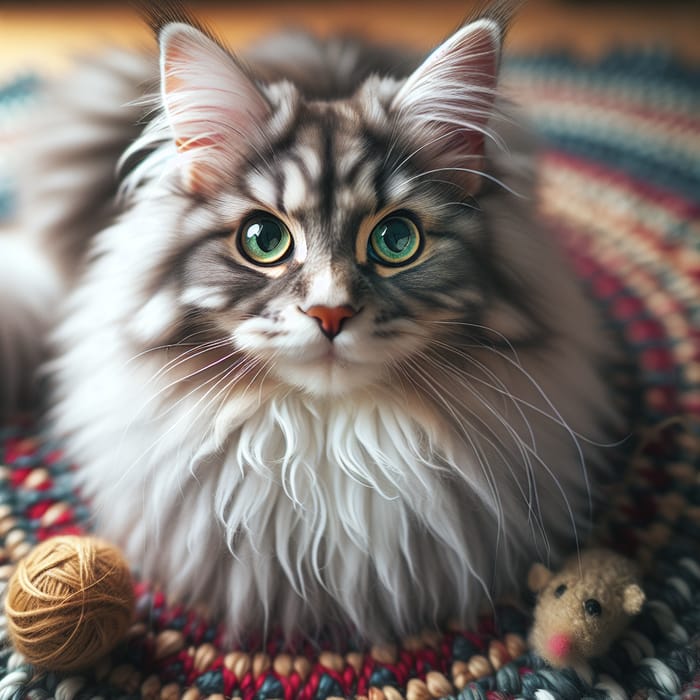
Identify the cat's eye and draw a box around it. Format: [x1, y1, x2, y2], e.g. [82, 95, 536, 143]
[368, 215, 422, 267]
[239, 214, 293, 266]
[554, 584, 567, 598]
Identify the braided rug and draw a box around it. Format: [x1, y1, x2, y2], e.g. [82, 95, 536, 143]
[0, 50, 698, 700]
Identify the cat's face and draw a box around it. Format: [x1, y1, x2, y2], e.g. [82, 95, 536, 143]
[128, 20, 505, 396]
[180, 99, 491, 396]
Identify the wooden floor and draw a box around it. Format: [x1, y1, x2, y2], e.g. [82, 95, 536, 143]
[0, 0, 699, 79]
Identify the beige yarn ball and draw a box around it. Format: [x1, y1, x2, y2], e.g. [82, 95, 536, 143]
[4, 535, 135, 671]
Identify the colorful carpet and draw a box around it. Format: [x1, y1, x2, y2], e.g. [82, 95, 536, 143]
[0, 50, 699, 699]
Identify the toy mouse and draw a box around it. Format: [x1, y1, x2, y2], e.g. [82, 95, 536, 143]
[528, 548, 645, 677]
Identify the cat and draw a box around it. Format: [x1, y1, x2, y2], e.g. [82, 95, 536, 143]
[0, 4, 618, 643]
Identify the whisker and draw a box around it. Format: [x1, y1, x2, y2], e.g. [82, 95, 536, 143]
[152, 352, 247, 421]
[424, 337, 536, 448]
[403, 167, 522, 197]
[425, 345, 585, 557]
[412, 349, 551, 556]
[386, 130, 483, 180]
[424, 319, 522, 364]
[148, 338, 234, 384]
[121, 328, 216, 367]
[401, 355, 499, 610]
[114, 345, 242, 457]
[417, 321, 619, 448]
[402, 356, 505, 532]
[105, 355, 262, 506]
[183, 355, 277, 479]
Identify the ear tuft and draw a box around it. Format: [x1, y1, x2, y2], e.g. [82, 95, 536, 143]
[139, 0, 216, 43]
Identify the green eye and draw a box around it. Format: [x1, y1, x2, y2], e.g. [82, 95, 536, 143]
[368, 215, 422, 266]
[239, 215, 293, 265]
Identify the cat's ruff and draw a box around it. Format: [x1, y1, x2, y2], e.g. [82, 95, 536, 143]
[53, 331, 609, 641]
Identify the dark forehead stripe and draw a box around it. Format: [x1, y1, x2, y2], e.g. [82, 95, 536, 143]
[274, 166, 286, 214]
[239, 100, 399, 222]
[320, 112, 336, 223]
[234, 105, 304, 203]
[341, 150, 369, 190]
[362, 124, 395, 212]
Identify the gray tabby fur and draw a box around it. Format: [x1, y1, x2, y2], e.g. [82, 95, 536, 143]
[0, 12, 618, 642]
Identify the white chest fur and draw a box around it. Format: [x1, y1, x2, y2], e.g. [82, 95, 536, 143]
[54, 336, 598, 642]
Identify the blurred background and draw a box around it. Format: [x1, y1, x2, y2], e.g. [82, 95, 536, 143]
[1, 0, 699, 79]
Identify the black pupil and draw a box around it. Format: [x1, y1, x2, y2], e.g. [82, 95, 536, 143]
[585, 599, 602, 616]
[249, 220, 282, 252]
[554, 584, 567, 598]
[382, 220, 411, 253]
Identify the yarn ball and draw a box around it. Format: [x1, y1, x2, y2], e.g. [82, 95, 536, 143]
[4, 535, 135, 671]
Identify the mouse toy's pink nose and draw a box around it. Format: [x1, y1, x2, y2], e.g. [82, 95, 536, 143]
[303, 305, 356, 340]
[546, 633, 572, 661]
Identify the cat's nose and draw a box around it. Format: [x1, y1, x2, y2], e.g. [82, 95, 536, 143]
[303, 305, 357, 340]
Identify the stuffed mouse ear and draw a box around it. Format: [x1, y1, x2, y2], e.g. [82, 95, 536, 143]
[622, 583, 645, 615]
[159, 22, 271, 194]
[527, 563, 553, 593]
[390, 17, 503, 192]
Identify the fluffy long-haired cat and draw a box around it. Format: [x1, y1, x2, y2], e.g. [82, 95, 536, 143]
[0, 4, 617, 642]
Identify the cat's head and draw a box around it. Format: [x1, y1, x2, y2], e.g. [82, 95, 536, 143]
[125, 12, 514, 397]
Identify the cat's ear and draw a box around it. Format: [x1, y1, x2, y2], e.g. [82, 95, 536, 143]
[159, 22, 271, 194]
[390, 18, 503, 192]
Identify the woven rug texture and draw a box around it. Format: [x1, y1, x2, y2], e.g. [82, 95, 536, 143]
[0, 50, 699, 700]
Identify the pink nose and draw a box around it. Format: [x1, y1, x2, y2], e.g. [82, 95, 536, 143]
[304, 305, 356, 340]
[546, 633, 572, 660]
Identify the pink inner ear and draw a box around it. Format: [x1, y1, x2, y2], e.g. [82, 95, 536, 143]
[174, 136, 217, 154]
[163, 49, 186, 94]
[390, 18, 502, 191]
[448, 24, 500, 79]
[443, 26, 500, 155]
[159, 22, 271, 194]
